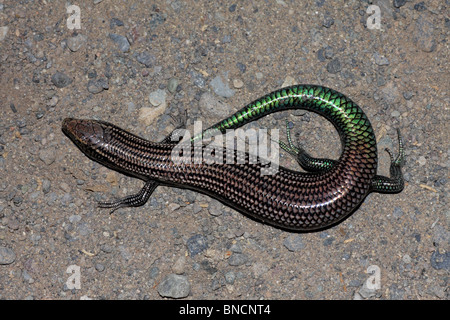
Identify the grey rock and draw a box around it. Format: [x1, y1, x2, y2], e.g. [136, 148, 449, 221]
[430, 250, 450, 270]
[135, 51, 155, 67]
[393, 0, 406, 8]
[67, 34, 87, 52]
[109, 33, 130, 52]
[39, 147, 56, 165]
[326, 58, 341, 74]
[322, 16, 334, 28]
[167, 78, 179, 94]
[42, 179, 51, 194]
[51, 71, 73, 88]
[0, 247, 16, 265]
[186, 234, 208, 256]
[0, 26, 8, 41]
[210, 72, 235, 98]
[149, 266, 160, 279]
[87, 78, 109, 94]
[413, 16, 436, 52]
[149, 89, 166, 106]
[228, 253, 248, 266]
[157, 274, 191, 298]
[283, 234, 305, 251]
[224, 271, 236, 284]
[373, 52, 389, 66]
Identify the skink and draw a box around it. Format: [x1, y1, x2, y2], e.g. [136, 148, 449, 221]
[62, 85, 404, 231]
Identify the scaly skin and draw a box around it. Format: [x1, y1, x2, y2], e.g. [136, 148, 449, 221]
[62, 85, 404, 231]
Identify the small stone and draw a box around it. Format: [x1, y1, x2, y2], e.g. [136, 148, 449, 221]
[0, 26, 9, 41]
[414, 2, 426, 11]
[210, 72, 235, 98]
[224, 271, 236, 284]
[157, 274, 191, 299]
[402, 91, 414, 100]
[402, 254, 412, 264]
[322, 16, 334, 28]
[167, 78, 179, 93]
[413, 16, 436, 53]
[0, 247, 16, 265]
[42, 179, 51, 194]
[326, 58, 341, 74]
[393, 0, 406, 8]
[430, 250, 450, 270]
[135, 51, 155, 67]
[95, 263, 105, 272]
[418, 156, 427, 166]
[110, 18, 124, 28]
[186, 234, 208, 257]
[373, 52, 389, 66]
[51, 71, 73, 88]
[228, 253, 248, 266]
[283, 234, 305, 251]
[233, 79, 244, 89]
[172, 255, 186, 275]
[87, 78, 109, 94]
[39, 147, 56, 165]
[109, 33, 130, 52]
[390, 110, 400, 118]
[282, 75, 296, 87]
[67, 34, 87, 52]
[149, 89, 166, 106]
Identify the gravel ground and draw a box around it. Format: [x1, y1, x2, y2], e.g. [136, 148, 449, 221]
[0, 0, 448, 300]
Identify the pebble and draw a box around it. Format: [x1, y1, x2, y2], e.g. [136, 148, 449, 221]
[393, 0, 406, 8]
[42, 179, 51, 194]
[172, 255, 186, 275]
[326, 58, 341, 74]
[430, 250, 450, 271]
[149, 89, 166, 106]
[51, 71, 73, 88]
[391, 110, 400, 118]
[418, 156, 427, 166]
[224, 271, 236, 284]
[157, 274, 191, 298]
[210, 72, 235, 98]
[135, 51, 155, 68]
[228, 253, 248, 266]
[67, 34, 87, 52]
[87, 78, 109, 94]
[283, 234, 305, 251]
[95, 263, 105, 272]
[0, 26, 9, 41]
[167, 78, 179, 93]
[110, 18, 124, 28]
[0, 246, 16, 265]
[403, 91, 414, 100]
[39, 147, 56, 165]
[186, 234, 208, 256]
[413, 16, 436, 52]
[233, 79, 244, 89]
[322, 16, 334, 28]
[373, 52, 389, 66]
[109, 33, 130, 52]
